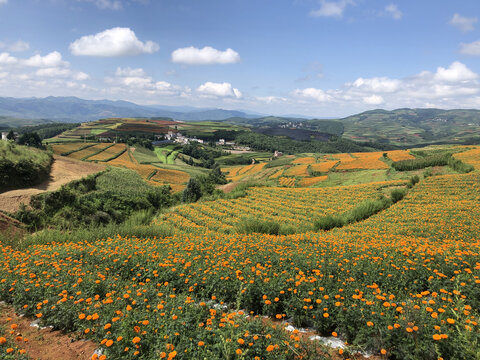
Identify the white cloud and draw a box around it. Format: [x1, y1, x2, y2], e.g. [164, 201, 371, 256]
[8, 40, 30, 52]
[434, 61, 478, 82]
[460, 40, 480, 56]
[171, 46, 240, 65]
[197, 82, 242, 98]
[292, 88, 332, 102]
[0, 52, 17, 65]
[70, 27, 159, 57]
[0, 40, 30, 52]
[107, 67, 182, 97]
[286, 61, 480, 115]
[0, 0, 7, 6]
[384, 4, 402, 20]
[449, 13, 477, 32]
[23, 51, 69, 68]
[310, 0, 354, 18]
[362, 95, 384, 105]
[351, 77, 401, 92]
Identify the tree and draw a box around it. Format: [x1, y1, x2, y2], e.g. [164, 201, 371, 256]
[6, 130, 15, 141]
[18, 132, 43, 148]
[182, 178, 202, 203]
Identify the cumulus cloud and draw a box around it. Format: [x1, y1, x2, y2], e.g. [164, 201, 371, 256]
[197, 82, 242, 98]
[449, 13, 477, 32]
[0, 50, 92, 99]
[460, 40, 480, 56]
[434, 61, 477, 82]
[362, 95, 384, 105]
[289, 61, 480, 115]
[106, 67, 183, 98]
[0, 52, 17, 65]
[70, 27, 159, 57]
[310, 0, 354, 18]
[292, 88, 332, 102]
[171, 46, 240, 65]
[351, 77, 401, 92]
[384, 4, 402, 20]
[23, 51, 69, 68]
[0, 0, 7, 6]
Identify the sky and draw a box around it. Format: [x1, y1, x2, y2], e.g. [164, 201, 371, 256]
[0, 0, 480, 117]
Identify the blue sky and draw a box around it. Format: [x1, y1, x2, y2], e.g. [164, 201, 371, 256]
[0, 0, 480, 117]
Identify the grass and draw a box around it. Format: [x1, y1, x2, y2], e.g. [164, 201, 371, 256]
[96, 167, 153, 195]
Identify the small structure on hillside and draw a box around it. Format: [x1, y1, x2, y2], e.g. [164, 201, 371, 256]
[274, 150, 283, 158]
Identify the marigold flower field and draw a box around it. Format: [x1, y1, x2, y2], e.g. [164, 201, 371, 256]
[1, 147, 479, 359]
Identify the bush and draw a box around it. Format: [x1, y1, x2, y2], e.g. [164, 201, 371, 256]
[390, 188, 406, 203]
[237, 217, 296, 235]
[182, 178, 203, 203]
[314, 215, 345, 231]
[392, 153, 451, 171]
[345, 197, 391, 223]
[448, 157, 474, 173]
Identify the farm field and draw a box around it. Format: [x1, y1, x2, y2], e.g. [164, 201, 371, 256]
[50, 142, 191, 192]
[0, 145, 479, 360]
[220, 149, 454, 188]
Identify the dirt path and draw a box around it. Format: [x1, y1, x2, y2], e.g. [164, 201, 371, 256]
[0, 303, 97, 360]
[0, 156, 105, 213]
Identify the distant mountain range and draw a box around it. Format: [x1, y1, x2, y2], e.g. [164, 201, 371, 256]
[1, 96, 479, 147]
[0, 96, 258, 123]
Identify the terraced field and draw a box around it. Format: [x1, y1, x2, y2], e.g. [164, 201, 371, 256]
[51, 143, 190, 192]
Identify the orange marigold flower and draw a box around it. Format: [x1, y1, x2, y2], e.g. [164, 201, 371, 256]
[266, 345, 275, 352]
[132, 337, 141, 344]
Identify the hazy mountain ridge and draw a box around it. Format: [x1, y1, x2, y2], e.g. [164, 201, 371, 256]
[0, 96, 256, 123]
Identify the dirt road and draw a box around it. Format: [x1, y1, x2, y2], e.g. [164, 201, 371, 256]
[0, 156, 105, 213]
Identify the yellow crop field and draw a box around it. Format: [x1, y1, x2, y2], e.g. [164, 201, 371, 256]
[278, 177, 296, 187]
[284, 164, 309, 176]
[88, 144, 127, 161]
[387, 149, 415, 161]
[292, 156, 316, 164]
[298, 175, 328, 187]
[1, 146, 479, 360]
[51, 142, 86, 155]
[311, 160, 338, 173]
[336, 152, 389, 170]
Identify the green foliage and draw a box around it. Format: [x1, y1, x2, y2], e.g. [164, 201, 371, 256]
[390, 188, 406, 203]
[0, 141, 52, 190]
[344, 197, 392, 223]
[14, 168, 174, 230]
[237, 217, 296, 235]
[182, 178, 202, 203]
[235, 132, 387, 154]
[17, 132, 43, 148]
[6, 130, 15, 140]
[314, 214, 345, 231]
[15, 122, 78, 140]
[448, 157, 474, 173]
[392, 152, 452, 171]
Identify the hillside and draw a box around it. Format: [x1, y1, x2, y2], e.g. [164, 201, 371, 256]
[339, 108, 480, 146]
[0, 141, 53, 191]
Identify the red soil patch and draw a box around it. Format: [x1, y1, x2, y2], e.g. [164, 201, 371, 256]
[0, 304, 97, 360]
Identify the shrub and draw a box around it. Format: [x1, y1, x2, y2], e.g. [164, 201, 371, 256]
[314, 215, 345, 231]
[345, 197, 391, 223]
[390, 188, 406, 203]
[448, 157, 474, 174]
